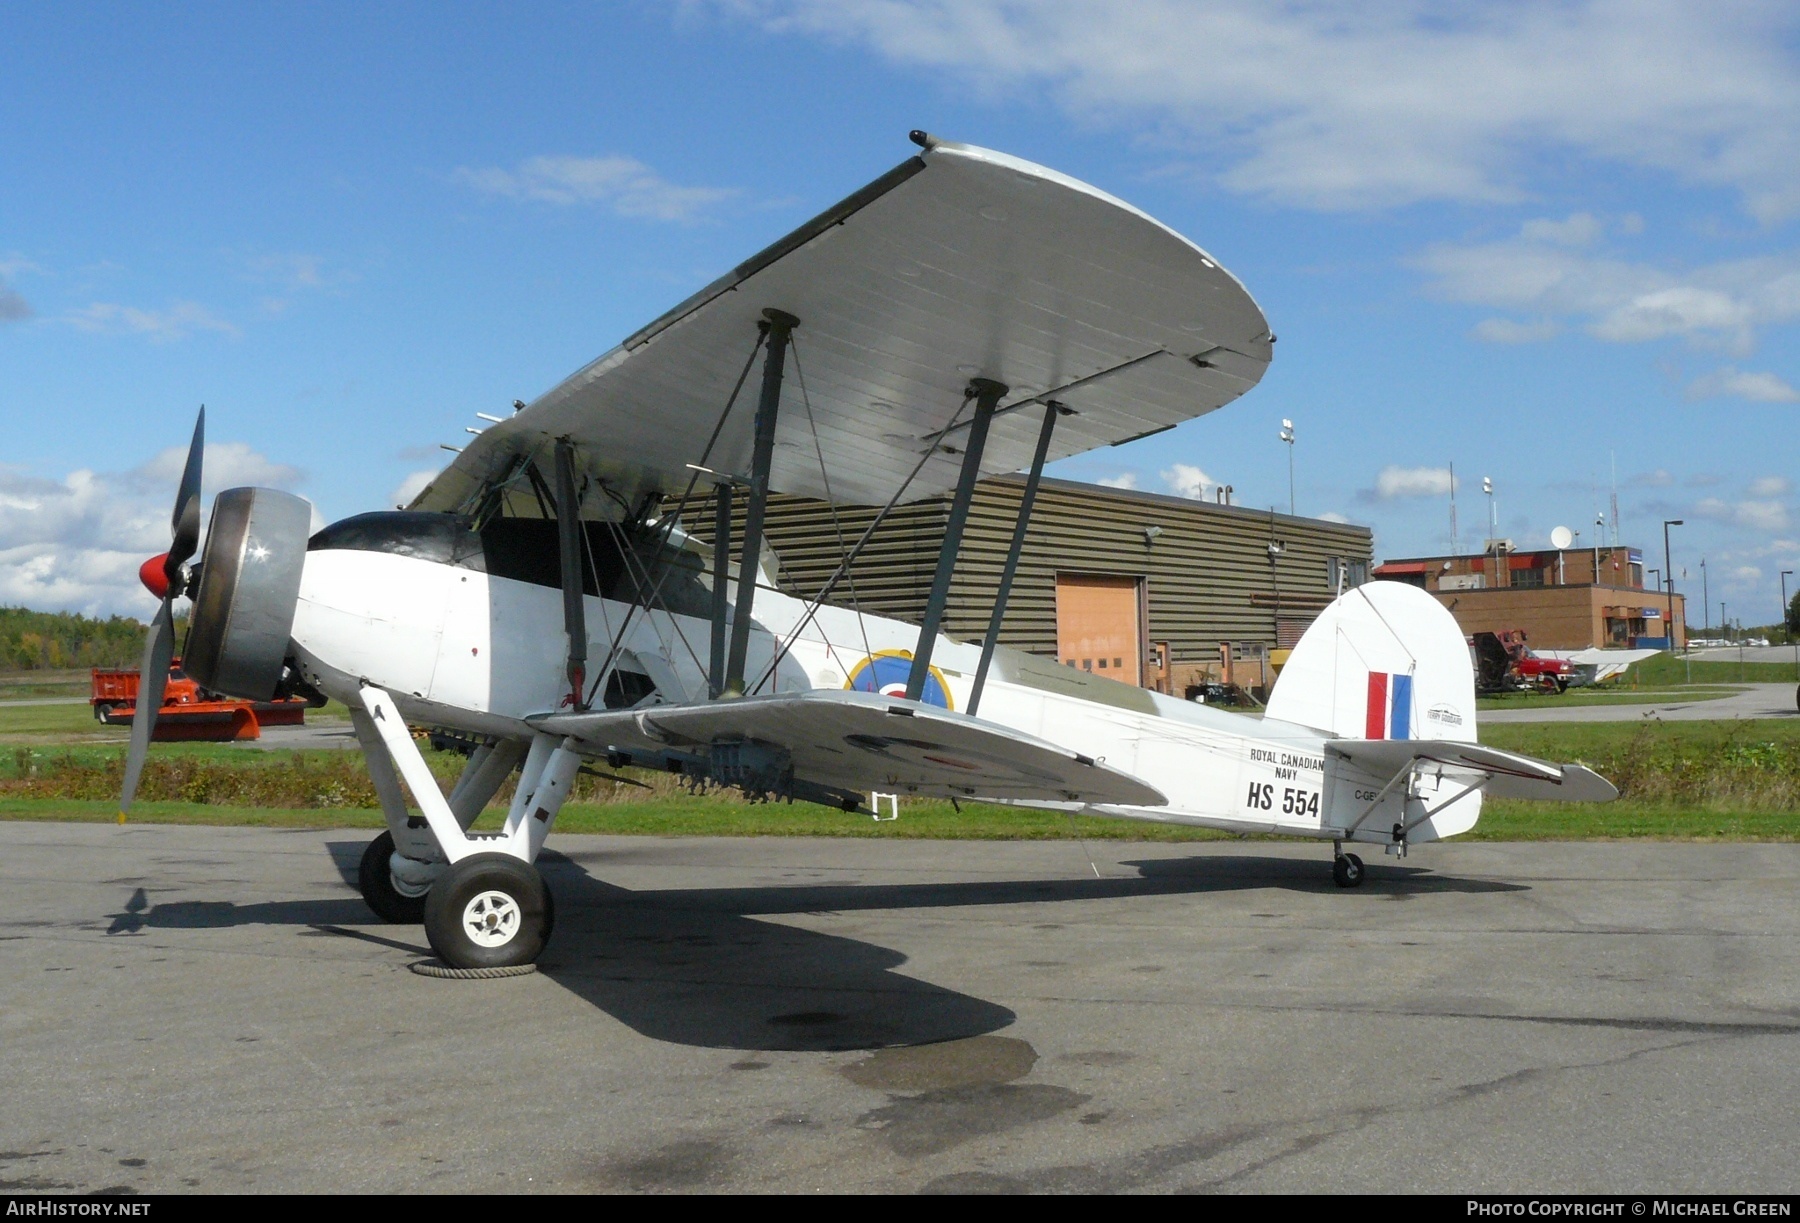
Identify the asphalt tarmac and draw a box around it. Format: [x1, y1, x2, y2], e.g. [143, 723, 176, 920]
[3, 824, 1797, 1194]
[1482, 682, 1800, 723]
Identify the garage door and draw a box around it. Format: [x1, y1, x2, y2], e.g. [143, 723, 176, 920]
[1056, 573, 1143, 686]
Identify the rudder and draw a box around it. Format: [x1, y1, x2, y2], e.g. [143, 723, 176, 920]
[1265, 581, 1475, 743]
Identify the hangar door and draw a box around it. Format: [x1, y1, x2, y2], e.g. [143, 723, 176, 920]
[1056, 573, 1144, 686]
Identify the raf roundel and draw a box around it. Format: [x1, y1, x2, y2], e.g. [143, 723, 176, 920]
[844, 651, 953, 711]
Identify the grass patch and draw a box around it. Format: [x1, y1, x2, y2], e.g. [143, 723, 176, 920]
[1628, 653, 1800, 685]
[4, 711, 1795, 843]
[4, 795, 1232, 841]
[0, 669, 91, 700]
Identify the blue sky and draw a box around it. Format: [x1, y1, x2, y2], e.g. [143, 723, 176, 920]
[3, 1, 1797, 627]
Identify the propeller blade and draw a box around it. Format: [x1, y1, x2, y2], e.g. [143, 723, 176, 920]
[166, 406, 205, 580]
[119, 596, 176, 816]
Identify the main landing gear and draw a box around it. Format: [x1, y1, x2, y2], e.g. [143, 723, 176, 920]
[1331, 840, 1366, 889]
[422, 854, 555, 970]
[349, 685, 582, 972]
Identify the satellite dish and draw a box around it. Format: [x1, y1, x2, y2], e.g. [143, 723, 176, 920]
[1550, 525, 1573, 549]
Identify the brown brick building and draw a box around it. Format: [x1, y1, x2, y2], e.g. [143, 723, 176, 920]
[1374, 545, 1686, 650]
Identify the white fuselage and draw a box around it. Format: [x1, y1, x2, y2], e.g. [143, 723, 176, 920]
[289, 548, 1464, 844]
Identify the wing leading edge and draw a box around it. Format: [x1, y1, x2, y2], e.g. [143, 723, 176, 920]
[417, 138, 1271, 514]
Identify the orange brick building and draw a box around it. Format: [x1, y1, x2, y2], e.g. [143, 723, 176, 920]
[1373, 545, 1686, 650]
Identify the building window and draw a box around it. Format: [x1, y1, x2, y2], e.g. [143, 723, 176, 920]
[1326, 557, 1369, 591]
[1513, 567, 1545, 589]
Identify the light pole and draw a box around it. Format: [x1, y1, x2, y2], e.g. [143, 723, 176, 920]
[1663, 519, 1683, 651]
[1701, 558, 1709, 636]
[1279, 419, 1295, 516]
[1483, 476, 1499, 586]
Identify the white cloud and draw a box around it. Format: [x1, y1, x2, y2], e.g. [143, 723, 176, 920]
[1471, 317, 1559, 344]
[1687, 366, 1800, 403]
[734, 1, 1800, 219]
[1632, 470, 1676, 488]
[1697, 497, 1790, 532]
[65, 300, 239, 342]
[456, 155, 737, 222]
[1519, 213, 1605, 247]
[1317, 510, 1351, 524]
[0, 443, 305, 617]
[1374, 465, 1455, 499]
[1730, 565, 1762, 584]
[1749, 476, 1793, 497]
[1161, 463, 1214, 499]
[1414, 235, 1800, 354]
[391, 470, 439, 507]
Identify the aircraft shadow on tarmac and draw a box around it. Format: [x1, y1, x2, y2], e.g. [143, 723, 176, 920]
[103, 844, 1524, 1054]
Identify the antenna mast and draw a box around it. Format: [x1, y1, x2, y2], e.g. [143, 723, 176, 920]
[1449, 460, 1459, 554]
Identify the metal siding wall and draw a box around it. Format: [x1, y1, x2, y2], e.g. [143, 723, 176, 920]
[692, 476, 1372, 666]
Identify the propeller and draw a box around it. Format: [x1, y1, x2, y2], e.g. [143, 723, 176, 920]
[120, 407, 204, 818]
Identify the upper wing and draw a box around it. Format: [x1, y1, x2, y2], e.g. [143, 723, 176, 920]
[1329, 738, 1617, 802]
[416, 138, 1271, 513]
[530, 688, 1167, 806]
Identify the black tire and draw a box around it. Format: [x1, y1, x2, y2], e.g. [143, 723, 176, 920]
[423, 853, 553, 970]
[1332, 853, 1365, 889]
[358, 831, 427, 924]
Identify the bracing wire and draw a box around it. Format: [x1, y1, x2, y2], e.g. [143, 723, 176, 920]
[584, 333, 765, 701]
[789, 336, 876, 673]
[748, 388, 976, 696]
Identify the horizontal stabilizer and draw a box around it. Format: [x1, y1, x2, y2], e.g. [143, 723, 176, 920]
[531, 689, 1166, 807]
[1330, 738, 1617, 803]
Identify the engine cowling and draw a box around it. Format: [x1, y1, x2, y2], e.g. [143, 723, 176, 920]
[182, 487, 312, 700]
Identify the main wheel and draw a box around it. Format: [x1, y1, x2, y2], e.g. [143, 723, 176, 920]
[1332, 852, 1366, 888]
[423, 853, 554, 970]
[358, 830, 426, 924]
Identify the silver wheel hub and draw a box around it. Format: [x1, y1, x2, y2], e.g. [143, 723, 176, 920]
[461, 890, 522, 948]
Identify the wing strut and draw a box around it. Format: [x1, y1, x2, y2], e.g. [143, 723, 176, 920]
[724, 308, 798, 695]
[553, 438, 589, 710]
[708, 480, 733, 697]
[906, 377, 1005, 702]
[969, 399, 1062, 716]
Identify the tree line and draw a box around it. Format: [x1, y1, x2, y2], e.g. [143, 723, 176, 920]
[1, 606, 147, 671]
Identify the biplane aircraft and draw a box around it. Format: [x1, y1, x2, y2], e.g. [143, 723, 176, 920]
[122, 134, 1615, 971]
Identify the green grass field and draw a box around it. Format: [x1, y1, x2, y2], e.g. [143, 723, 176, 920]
[4, 665, 1795, 841]
[1630, 652, 1800, 685]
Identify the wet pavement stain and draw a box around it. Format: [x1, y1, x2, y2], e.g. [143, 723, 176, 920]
[857, 1084, 1090, 1157]
[598, 1138, 729, 1191]
[841, 1035, 1038, 1092]
[920, 1170, 1030, 1194]
[844, 1036, 1087, 1158]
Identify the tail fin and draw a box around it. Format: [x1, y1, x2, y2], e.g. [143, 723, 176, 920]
[1265, 581, 1475, 743]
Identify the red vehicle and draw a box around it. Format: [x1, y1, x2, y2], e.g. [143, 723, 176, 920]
[1471, 630, 1576, 695]
[91, 659, 319, 741]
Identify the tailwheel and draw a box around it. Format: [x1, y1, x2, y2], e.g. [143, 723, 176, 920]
[358, 830, 426, 924]
[423, 853, 555, 970]
[1332, 852, 1366, 889]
